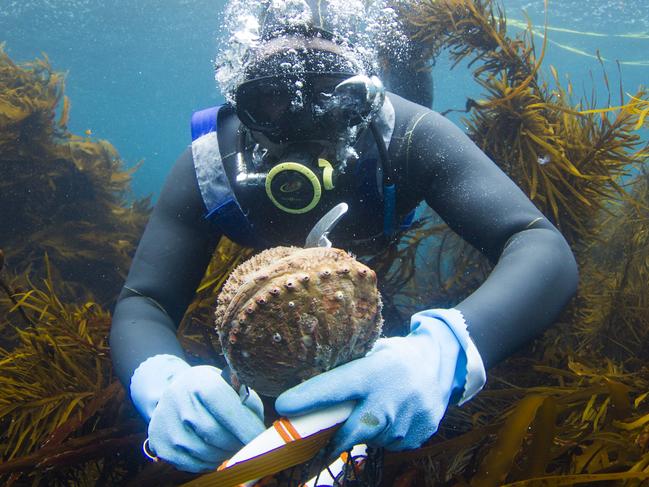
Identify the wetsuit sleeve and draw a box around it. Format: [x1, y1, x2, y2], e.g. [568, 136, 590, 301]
[110, 148, 221, 386]
[407, 110, 578, 368]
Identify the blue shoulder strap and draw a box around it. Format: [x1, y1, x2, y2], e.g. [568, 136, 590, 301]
[190, 106, 260, 248]
[191, 106, 220, 141]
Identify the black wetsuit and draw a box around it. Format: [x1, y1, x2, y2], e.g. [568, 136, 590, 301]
[110, 93, 578, 387]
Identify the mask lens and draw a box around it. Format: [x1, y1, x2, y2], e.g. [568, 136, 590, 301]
[311, 75, 344, 99]
[235, 73, 356, 139]
[236, 77, 293, 132]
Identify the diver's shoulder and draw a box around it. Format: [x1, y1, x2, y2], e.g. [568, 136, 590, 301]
[175, 145, 195, 170]
[162, 146, 200, 192]
[386, 92, 447, 135]
[386, 92, 443, 124]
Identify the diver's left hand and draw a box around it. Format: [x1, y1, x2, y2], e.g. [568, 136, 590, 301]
[275, 314, 467, 454]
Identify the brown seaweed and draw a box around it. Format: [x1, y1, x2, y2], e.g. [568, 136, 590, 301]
[0, 44, 151, 303]
[0, 46, 153, 485]
[0, 257, 143, 485]
[3, 0, 649, 484]
[403, 0, 648, 248]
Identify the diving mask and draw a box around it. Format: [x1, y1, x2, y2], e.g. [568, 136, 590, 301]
[234, 73, 385, 143]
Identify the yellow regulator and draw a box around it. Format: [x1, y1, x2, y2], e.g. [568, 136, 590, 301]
[265, 159, 335, 214]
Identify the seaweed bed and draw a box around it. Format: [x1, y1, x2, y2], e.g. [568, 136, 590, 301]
[2, 0, 649, 485]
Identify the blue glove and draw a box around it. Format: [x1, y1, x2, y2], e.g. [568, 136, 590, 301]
[130, 354, 266, 473]
[276, 310, 484, 455]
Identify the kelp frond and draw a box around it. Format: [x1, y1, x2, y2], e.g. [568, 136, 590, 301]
[0, 256, 114, 460]
[0, 45, 150, 303]
[396, 355, 649, 486]
[402, 0, 648, 247]
[0, 257, 149, 486]
[581, 93, 649, 132]
[465, 77, 646, 246]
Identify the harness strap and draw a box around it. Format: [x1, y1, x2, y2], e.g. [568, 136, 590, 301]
[191, 107, 219, 142]
[191, 106, 259, 248]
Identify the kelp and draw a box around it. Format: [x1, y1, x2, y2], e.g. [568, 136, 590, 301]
[389, 354, 649, 486]
[0, 247, 248, 486]
[0, 256, 147, 486]
[3, 0, 649, 485]
[0, 260, 111, 459]
[581, 94, 649, 131]
[0, 44, 150, 303]
[573, 168, 649, 360]
[402, 0, 648, 247]
[505, 17, 649, 68]
[0, 46, 153, 485]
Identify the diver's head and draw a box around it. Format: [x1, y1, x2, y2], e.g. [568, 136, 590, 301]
[221, 2, 391, 215]
[233, 28, 384, 145]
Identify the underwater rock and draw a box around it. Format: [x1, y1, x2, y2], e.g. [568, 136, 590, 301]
[215, 246, 383, 396]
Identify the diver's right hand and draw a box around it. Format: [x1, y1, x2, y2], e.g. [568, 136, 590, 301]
[130, 355, 265, 473]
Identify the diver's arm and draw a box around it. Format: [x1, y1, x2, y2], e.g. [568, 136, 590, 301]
[276, 99, 573, 450]
[110, 148, 221, 386]
[411, 110, 578, 368]
[110, 148, 266, 472]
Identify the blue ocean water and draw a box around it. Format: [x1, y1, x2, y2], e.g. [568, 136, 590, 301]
[1, 0, 647, 199]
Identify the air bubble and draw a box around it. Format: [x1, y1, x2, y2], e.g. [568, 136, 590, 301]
[215, 0, 416, 103]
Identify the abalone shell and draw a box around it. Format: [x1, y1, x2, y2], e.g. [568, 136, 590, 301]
[215, 246, 383, 396]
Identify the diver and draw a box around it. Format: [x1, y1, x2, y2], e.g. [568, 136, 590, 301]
[109, 2, 578, 475]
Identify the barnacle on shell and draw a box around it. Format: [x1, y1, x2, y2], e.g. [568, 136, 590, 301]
[215, 246, 383, 396]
